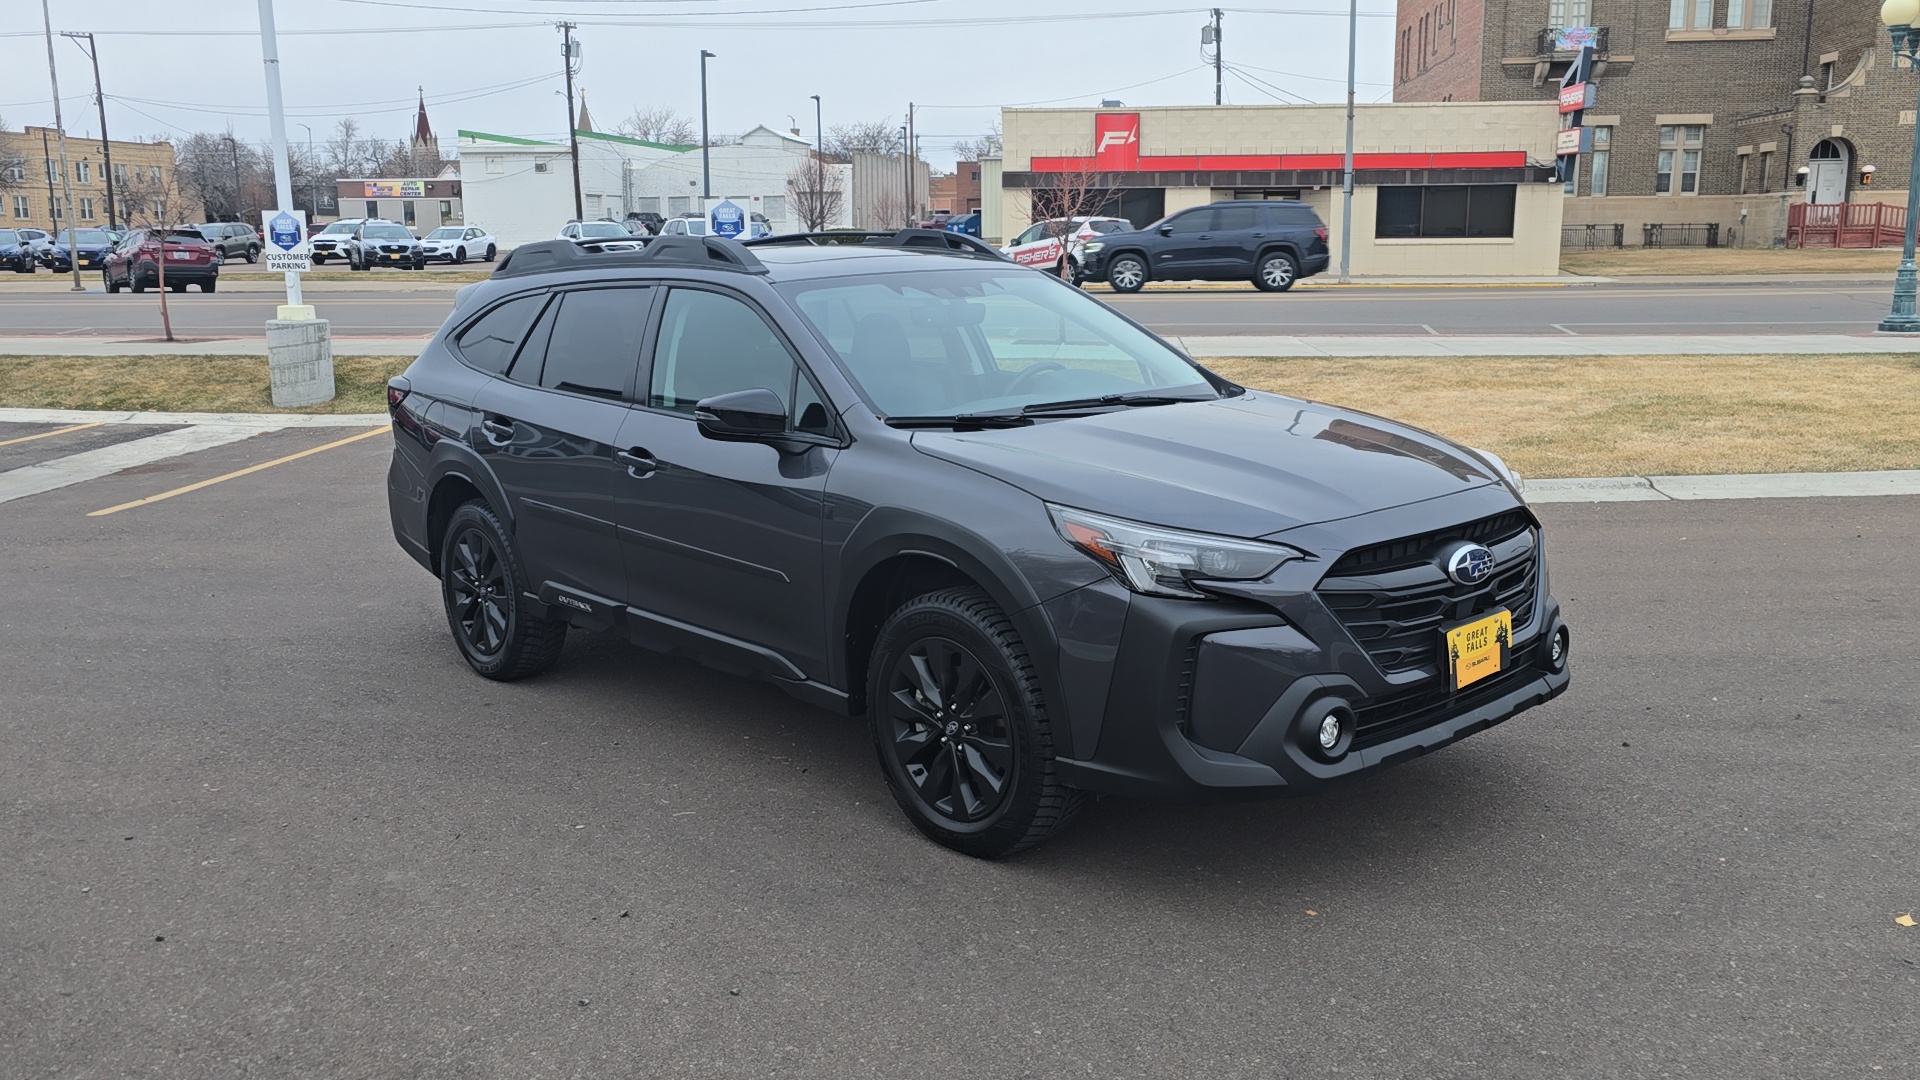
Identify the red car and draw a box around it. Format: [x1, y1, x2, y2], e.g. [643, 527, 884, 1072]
[103, 228, 221, 293]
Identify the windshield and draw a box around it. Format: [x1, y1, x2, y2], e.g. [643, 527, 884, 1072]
[0, 230, 17, 245]
[363, 225, 414, 240]
[579, 221, 628, 238]
[58, 229, 112, 245]
[320, 221, 357, 235]
[426, 227, 463, 239]
[777, 269, 1218, 418]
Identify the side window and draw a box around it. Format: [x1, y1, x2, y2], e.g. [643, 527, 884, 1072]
[1164, 210, 1213, 234]
[454, 293, 546, 375]
[792, 371, 832, 436]
[1213, 206, 1257, 231]
[1014, 223, 1049, 245]
[536, 287, 653, 398]
[1267, 204, 1320, 227]
[649, 289, 798, 415]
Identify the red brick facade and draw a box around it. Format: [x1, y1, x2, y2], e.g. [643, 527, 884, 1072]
[1395, 0, 1486, 102]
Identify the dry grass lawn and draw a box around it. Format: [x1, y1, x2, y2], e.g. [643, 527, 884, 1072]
[1561, 247, 1901, 276]
[0, 355, 409, 415]
[1203, 354, 1920, 478]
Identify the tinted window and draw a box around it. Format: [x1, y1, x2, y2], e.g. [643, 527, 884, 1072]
[537, 288, 652, 398]
[649, 289, 796, 414]
[1375, 185, 1515, 239]
[1091, 220, 1130, 234]
[1265, 204, 1322, 227]
[1164, 210, 1212, 234]
[1213, 206, 1257, 231]
[456, 294, 547, 375]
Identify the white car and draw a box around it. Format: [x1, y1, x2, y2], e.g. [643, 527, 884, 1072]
[308, 218, 364, 265]
[419, 225, 496, 264]
[1002, 216, 1131, 281]
[659, 214, 771, 239]
[557, 219, 643, 250]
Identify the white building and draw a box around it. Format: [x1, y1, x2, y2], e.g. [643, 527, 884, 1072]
[456, 128, 684, 248]
[626, 125, 850, 231]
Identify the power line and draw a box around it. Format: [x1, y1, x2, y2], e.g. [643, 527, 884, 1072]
[918, 66, 1208, 110]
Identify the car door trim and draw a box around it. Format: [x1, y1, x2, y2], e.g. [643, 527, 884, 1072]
[617, 521, 790, 582]
[624, 602, 807, 680]
[523, 496, 617, 536]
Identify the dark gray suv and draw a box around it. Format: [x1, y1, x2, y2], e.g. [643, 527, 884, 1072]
[385, 230, 1568, 857]
[1081, 199, 1332, 293]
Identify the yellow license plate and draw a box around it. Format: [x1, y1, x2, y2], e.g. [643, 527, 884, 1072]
[1445, 609, 1512, 691]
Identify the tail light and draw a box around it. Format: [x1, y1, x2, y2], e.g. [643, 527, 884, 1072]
[387, 378, 410, 410]
[1314, 226, 1329, 241]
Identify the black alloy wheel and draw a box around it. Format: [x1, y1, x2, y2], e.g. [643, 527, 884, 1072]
[245, 244, 259, 264]
[103, 269, 119, 293]
[453, 246, 466, 264]
[438, 500, 566, 680]
[484, 244, 496, 261]
[869, 588, 1081, 858]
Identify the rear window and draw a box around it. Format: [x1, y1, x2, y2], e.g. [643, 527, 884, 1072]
[455, 294, 546, 375]
[1265, 204, 1322, 227]
[535, 287, 652, 397]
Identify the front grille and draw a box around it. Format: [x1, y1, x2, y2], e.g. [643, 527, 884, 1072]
[1318, 511, 1538, 675]
[1351, 638, 1542, 750]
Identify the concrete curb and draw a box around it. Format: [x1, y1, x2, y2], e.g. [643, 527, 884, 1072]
[0, 407, 388, 428]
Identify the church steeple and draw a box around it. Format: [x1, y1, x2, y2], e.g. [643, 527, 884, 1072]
[575, 89, 594, 134]
[410, 87, 439, 163]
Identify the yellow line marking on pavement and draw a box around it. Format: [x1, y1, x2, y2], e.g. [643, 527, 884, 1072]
[0, 422, 103, 447]
[87, 424, 390, 517]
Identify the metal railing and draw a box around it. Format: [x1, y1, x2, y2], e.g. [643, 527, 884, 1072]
[1642, 223, 1721, 248]
[1537, 26, 1609, 55]
[1561, 223, 1624, 249]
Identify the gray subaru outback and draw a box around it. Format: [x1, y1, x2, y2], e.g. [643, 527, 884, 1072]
[384, 229, 1569, 858]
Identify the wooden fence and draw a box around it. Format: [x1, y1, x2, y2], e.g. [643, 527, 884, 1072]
[1786, 202, 1906, 248]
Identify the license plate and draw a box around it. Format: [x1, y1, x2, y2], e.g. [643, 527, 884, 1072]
[386, 253, 403, 260]
[1444, 609, 1512, 691]
[170, 251, 190, 260]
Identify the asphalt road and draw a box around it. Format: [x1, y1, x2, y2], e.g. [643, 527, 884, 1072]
[1, 422, 1915, 1078]
[0, 280, 1900, 338]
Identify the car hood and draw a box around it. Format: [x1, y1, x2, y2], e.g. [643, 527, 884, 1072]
[908, 391, 1501, 539]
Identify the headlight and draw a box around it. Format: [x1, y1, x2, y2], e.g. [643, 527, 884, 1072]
[1472, 447, 1526, 499]
[1048, 504, 1304, 599]
[1081, 241, 1104, 253]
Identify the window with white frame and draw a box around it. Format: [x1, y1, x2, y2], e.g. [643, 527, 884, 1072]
[1657, 125, 1704, 194]
[1727, 0, 1772, 27]
[1548, 0, 1592, 28]
[4, 161, 22, 183]
[12, 196, 28, 219]
[44, 159, 60, 183]
[113, 162, 128, 186]
[1589, 126, 1612, 195]
[76, 161, 90, 185]
[80, 197, 94, 220]
[1669, 0, 1712, 28]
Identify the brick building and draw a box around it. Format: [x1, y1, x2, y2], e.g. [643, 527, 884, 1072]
[1393, 0, 1915, 246]
[1, 126, 195, 234]
[927, 160, 984, 216]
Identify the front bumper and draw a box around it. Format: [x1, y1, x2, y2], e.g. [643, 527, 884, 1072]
[1041, 497, 1568, 801]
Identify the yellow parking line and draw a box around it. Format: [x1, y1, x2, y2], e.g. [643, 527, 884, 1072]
[0, 421, 103, 448]
[88, 424, 390, 517]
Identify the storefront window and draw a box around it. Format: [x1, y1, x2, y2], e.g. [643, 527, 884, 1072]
[1375, 185, 1516, 238]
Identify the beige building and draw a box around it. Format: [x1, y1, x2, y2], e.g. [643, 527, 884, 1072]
[999, 102, 1566, 276]
[1, 126, 195, 233]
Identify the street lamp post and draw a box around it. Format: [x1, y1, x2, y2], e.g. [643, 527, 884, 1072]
[1879, 0, 1920, 332]
[700, 50, 715, 199]
[810, 93, 823, 231]
[297, 121, 316, 218]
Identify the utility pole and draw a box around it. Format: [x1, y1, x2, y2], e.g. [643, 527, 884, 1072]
[906, 102, 915, 222]
[1212, 9, 1224, 106]
[1338, 0, 1356, 284]
[810, 93, 823, 230]
[40, 129, 57, 234]
[297, 121, 316, 217]
[62, 32, 116, 230]
[699, 50, 715, 199]
[41, 0, 83, 291]
[225, 135, 243, 220]
[559, 23, 583, 220]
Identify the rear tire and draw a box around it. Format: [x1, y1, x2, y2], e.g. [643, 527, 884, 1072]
[130, 266, 148, 293]
[169, 281, 187, 292]
[244, 245, 259, 264]
[439, 501, 567, 681]
[485, 244, 496, 261]
[200, 279, 216, 293]
[1106, 254, 1147, 293]
[868, 587, 1082, 858]
[1253, 250, 1299, 292]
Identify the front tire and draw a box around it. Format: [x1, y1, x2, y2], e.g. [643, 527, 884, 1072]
[1107, 254, 1147, 293]
[439, 501, 567, 681]
[1254, 250, 1299, 292]
[868, 588, 1081, 858]
[485, 244, 496, 261]
[453, 246, 466, 265]
[200, 279, 216, 293]
[104, 270, 120, 293]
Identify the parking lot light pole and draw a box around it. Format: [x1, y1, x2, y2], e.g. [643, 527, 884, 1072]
[1879, 0, 1920, 333]
[700, 50, 715, 199]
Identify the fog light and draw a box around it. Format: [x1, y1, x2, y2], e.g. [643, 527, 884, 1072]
[1317, 714, 1343, 750]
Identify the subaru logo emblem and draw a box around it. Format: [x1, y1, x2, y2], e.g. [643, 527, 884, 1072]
[1445, 543, 1496, 585]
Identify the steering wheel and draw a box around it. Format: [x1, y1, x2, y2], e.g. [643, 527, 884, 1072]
[1005, 362, 1067, 395]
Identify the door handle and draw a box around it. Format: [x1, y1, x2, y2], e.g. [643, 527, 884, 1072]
[480, 417, 515, 445]
[1197, 234, 1213, 239]
[1251, 232, 1267, 238]
[616, 448, 658, 477]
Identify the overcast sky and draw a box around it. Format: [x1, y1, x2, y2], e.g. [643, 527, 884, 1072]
[5, 0, 1397, 170]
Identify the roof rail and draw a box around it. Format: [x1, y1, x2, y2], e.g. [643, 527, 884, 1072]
[492, 235, 768, 279]
[742, 228, 1009, 262]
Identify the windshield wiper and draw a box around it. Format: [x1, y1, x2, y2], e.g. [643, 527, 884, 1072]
[883, 412, 1032, 429]
[1018, 391, 1214, 416]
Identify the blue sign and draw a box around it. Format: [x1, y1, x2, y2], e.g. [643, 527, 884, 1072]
[710, 200, 745, 239]
[268, 212, 302, 252]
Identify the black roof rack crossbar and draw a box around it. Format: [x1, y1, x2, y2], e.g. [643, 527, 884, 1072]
[742, 228, 1009, 261]
[493, 235, 768, 278]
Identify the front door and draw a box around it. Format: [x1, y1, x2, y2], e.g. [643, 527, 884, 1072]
[615, 286, 835, 680]
[1807, 140, 1849, 205]
[1153, 207, 1217, 278]
[470, 285, 655, 606]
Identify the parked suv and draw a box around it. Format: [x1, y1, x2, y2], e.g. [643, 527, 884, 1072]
[384, 230, 1567, 858]
[103, 228, 220, 293]
[348, 220, 427, 270]
[309, 218, 364, 264]
[191, 222, 262, 264]
[0, 229, 34, 273]
[1081, 199, 1331, 293]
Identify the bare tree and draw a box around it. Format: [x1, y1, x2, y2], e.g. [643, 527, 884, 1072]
[951, 122, 1002, 162]
[616, 104, 697, 146]
[325, 118, 391, 181]
[113, 165, 199, 341]
[824, 119, 897, 161]
[1028, 151, 1124, 282]
[374, 140, 444, 179]
[173, 127, 272, 222]
[866, 190, 909, 230]
[0, 115, 25, 200]
[785, 161, 844, 231]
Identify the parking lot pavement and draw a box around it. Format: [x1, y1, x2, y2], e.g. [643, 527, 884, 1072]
[1, 436, 1915, 1079]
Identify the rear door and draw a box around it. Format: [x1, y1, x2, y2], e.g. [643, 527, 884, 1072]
[1202, 204, 1262, 278]
[470, 284, 656, 607]
[613, 285, 837, 680]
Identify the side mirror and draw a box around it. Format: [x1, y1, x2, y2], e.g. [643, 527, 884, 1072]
[1157, 224, 1174, 236]
[694, 387, 789, 443]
